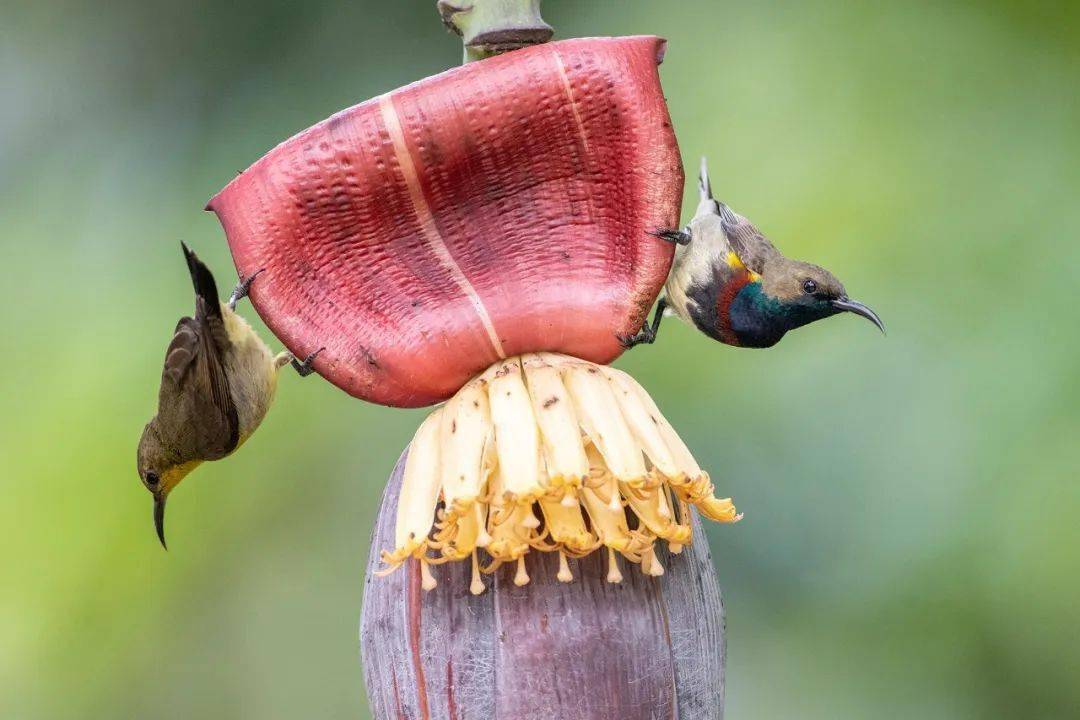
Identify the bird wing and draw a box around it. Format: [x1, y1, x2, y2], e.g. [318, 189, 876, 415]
[696, 156, 777, 275]
[720, 218, 774, 274]
[153, 245, 240, 461]
[156, 315, 240, 462]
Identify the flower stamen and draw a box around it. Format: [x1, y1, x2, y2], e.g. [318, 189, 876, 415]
[606, 547, 623, 583]
[514, 556, 530, 586]
[557, 551, 573, 583]
[470, 551, 485, 595]
[420, 558, 438, 590]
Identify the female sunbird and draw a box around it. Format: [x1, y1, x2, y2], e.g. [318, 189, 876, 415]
[136, 243, 320, 548]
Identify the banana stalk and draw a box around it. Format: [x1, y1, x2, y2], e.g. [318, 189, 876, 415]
[437, 0, 553, 62]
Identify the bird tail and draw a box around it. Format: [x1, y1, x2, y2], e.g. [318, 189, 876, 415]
[698, 156, 713, 203]
[695, 156, 723, 219]
[698, 155, 740, 227]
[181, 242, 222, 320]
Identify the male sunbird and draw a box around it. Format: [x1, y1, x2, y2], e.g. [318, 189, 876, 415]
[136, 243, 320, 548]
[622, 157, 884, 348]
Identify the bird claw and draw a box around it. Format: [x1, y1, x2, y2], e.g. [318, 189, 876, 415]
[619, 297, 667, 350]
[618, 326, 656, 350]
[228, 268, 266, 310]
[291, 347, 325, 377]
[648, 228, 691, 246]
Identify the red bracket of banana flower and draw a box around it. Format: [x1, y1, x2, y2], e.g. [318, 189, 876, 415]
[207, 36, 682, 408]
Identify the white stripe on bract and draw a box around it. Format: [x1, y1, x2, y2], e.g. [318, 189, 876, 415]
[551, 49, 591, 156]
[377, 94, 506, 359]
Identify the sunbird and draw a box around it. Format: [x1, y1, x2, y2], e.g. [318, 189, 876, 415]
[136, 243, 320, 548]
[622, 157, 884, 348]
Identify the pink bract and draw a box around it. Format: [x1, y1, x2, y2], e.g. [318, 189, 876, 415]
[208, 36, 683, 407]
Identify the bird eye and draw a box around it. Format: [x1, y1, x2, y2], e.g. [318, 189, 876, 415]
[145, 471, 159, 487]
[802, 279, 818, 295]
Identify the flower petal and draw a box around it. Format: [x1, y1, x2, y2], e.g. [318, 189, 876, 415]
[610, 367, 701, 480]
[577, 445, 637, 554]
[522, 354, 589, 493]
[439, 377, 493, 514]
[618, 481, 692, 545]
[484, 464, 535, 562]
[380, 410, 443, 568]
[537, 494, 598, 555]
[602, 367, 681, 478]
[486, 359, 545, 502]
[563, 362, 646, 484]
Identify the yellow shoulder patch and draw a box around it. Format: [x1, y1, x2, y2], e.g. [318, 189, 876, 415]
[725, 251, 761, 281]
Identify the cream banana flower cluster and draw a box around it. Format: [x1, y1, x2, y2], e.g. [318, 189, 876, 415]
[377, 353, 741, 593]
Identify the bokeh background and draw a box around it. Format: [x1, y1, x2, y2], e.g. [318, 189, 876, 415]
[3, 1, 1078, 718]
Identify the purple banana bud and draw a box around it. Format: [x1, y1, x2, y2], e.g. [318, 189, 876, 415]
[361, 448, 727, 720]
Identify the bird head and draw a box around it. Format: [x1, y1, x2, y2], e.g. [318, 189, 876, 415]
[764, 256, 883, 330]
[137, 421, 201, 549]
[729, 254, 884, 347]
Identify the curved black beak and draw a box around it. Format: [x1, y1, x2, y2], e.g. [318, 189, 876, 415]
[832, 297, 885, 334]
[153, 494, 168, 550]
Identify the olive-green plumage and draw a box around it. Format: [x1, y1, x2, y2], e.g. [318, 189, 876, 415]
[136, 244, 316, 548]
[622, 157, 883, 349]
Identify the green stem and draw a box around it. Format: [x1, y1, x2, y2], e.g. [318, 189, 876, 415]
[437, 0, 553, 62]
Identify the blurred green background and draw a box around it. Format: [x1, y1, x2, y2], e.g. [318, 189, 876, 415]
[3, 1, 1078, 718]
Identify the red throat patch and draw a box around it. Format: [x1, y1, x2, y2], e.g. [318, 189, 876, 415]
[714, 270, 756, 346]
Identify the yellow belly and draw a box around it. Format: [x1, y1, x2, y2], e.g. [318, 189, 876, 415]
[220, 304, 280, 444]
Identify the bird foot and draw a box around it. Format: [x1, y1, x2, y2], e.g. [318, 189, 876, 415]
[228, 268, 266, 310]
[618, 297, 667, 350]
[617, 325, 657, 350]
[291, 347, 326, 377]
[648, 228, 691, 246]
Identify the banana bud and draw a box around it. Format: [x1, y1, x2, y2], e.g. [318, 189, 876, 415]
[361, 444, 728, 719]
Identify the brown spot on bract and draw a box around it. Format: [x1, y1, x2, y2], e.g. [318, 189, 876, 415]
[451, 420, 457, 433]
[543, 396, 559, 409]
[358, 344, 380, 369]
